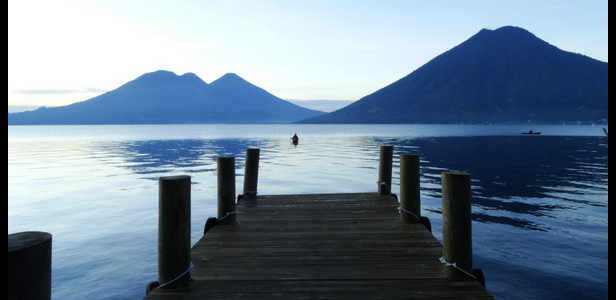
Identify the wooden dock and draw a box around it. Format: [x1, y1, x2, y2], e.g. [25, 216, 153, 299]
[143, 192, 494, 299]
[140, 148, 493, 299]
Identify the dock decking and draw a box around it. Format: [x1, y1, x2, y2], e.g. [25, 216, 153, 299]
[143, 192, 494, 299]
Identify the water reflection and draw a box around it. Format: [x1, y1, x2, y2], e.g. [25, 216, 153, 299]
[93, 135, 607, 231]
[376, 135, 608, 231]
[102, 139, 272, 179]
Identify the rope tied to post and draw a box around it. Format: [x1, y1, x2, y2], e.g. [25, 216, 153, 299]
[157, 262, 194, 289]
[217, 210, 238, 223]
[439, 256, 477, 280]
[377, 181, 390, 193]
[243, 191, 257, 198]
[397, 206, 432, 232]
[397, 206, 421, 222]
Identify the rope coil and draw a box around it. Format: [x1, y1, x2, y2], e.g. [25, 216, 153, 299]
[439, 256, 477, 280]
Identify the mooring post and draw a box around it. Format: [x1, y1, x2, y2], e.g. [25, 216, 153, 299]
[399, 154, 421, 223]
[243, 148, 260, 199]
[441, 171, 473, 281]
[158, 175, 191, 289]
[8, 231, 52, 300]
[218, 156, 237, 225]
[378, 145, 393, 195]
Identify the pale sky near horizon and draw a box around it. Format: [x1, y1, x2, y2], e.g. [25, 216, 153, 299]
[8, 0, 608, 108]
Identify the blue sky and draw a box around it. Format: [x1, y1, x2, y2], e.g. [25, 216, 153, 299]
[8, 0, 608, 108]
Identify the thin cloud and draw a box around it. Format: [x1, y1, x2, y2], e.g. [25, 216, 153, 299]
[13, 88, 107, 95]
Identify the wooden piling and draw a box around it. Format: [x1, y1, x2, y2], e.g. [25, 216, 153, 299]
[242, 148, 260, 199]
[399, 154, 421, 223]
[217, 157, 237, 225]
[441, 171, 473, 282]
[378, 145, 393, 195]
[158, 175, 191, 289]
[8, 231, 52, 300]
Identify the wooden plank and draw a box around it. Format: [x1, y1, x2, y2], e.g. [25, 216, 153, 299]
[143, 193, 494, 299]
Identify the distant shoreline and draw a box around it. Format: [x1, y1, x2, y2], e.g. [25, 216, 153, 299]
[8, 100, 356, 114]
[286, 100, 355, 112]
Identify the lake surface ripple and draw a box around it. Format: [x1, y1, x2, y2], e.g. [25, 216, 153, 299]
[8, 124, 608, 300]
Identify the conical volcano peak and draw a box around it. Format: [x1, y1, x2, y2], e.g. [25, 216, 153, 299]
[462, 25, 551, 52]
[219, 72, 241, 79]
[132, 70, 179, 82]
[481, 25, 533, 35]
[297, 26, 607, 124]
[180, 72, 208, 85]
[210, 73, 248, 85]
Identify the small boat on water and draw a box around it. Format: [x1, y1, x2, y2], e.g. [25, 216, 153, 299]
[521, 130, 541, 135]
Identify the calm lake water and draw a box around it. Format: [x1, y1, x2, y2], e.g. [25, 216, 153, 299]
[8, 124, 608, 300]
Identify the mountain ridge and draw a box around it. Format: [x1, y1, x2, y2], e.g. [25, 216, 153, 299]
[8, 71, 324, 125]
[297, 26, 608, 124]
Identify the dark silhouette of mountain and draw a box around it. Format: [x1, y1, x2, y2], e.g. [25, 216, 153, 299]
[8, 70, 324, 125]
[297, 26, 608, 124]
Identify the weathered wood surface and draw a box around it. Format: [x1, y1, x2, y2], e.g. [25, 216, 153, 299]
[144, 193, 494, 299]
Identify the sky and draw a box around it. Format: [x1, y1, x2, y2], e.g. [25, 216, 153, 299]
[8, 0, 608, 109]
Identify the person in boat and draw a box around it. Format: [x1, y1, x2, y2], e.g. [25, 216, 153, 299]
[528, 129, 533, 134]
[292, 133, 298, 141]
